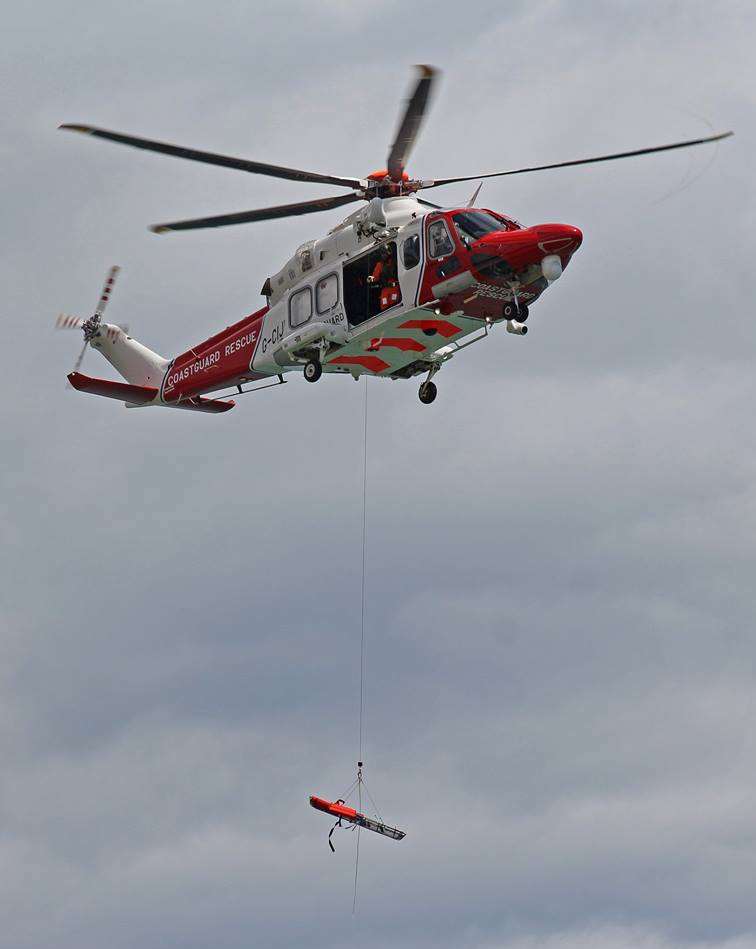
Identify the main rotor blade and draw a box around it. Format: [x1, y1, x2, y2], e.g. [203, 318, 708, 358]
[387, 65, 437, 182]
[150, 192, 364, 233]
[60, 124, 364, 189]
[417, 197, 443, 209]
[422, 131, 734, 189]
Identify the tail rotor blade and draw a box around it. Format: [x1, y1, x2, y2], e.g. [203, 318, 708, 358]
[72, 339, 88, 374]
[95, 265, 120, 318]
[61, 266, 122, 380]
[55, 313, 84, 330]
[387, 65, 438, 182]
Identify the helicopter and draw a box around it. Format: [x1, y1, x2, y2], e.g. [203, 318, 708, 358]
[57, 66, 731, 411]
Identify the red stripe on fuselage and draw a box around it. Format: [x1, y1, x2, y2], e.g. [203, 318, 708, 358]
[329, 354, 391, 373]
[162, 306, 268, 403]
[367, 337, 426, 353]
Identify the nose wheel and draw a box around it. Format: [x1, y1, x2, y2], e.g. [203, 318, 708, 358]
[304, 359, 322, 383]
[502, 302, 528, 321]
[418, 380, 437, 404]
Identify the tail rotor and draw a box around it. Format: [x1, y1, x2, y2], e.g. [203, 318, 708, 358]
[55, 265, 121, 374]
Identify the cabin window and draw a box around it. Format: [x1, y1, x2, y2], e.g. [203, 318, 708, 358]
[316, 273, 339, 313]
[428, 219, 453, 258]
[402, 234, 420, 269]
[289, 286, 313, 328]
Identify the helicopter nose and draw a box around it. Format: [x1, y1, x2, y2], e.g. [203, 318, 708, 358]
[534, 223, 583, 254]
[471, 223, 582, 274]
[534, 224, 582, 280]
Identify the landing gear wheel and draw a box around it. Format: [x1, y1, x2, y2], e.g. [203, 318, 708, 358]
[419, 381, 437, 405]
[304, 359, 322, 383]
[502, 302, 529, 321]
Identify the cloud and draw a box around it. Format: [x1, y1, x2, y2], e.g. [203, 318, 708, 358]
[1, 1, 755, 948]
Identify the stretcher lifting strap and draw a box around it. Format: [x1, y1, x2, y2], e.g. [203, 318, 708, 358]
[328, 818, 342, 853]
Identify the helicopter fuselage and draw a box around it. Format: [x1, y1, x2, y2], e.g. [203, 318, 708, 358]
[151, 195, 582, 407]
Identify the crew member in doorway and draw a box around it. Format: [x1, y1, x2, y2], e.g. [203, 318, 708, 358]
[367, 245, 401, 311]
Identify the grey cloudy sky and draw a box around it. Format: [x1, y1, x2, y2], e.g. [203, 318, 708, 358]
[2, 1, 755, 947]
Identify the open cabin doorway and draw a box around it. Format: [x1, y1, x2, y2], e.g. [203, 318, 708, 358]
[343, 242, 401, 327]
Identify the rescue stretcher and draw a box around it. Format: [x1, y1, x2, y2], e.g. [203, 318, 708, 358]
[310, 795, 406, 848]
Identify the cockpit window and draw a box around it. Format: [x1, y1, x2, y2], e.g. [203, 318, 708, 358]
[428, 219, 454, 258]
[452, 210, 510, 245]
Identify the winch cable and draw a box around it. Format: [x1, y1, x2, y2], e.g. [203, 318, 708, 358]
[325, 353, 392, 910]
[359, 374, 368, 766]
[353, 375, 369, 913]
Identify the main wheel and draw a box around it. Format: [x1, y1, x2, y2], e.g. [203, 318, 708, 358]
[502, 301, 528, 321]
[304, 359, 322, 383]
[419, 381, 437, 404]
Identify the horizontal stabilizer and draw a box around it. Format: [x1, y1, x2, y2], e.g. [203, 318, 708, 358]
[67, 372, 235, 413]
[68, 371, 157, 404]
[170, 395, 235, 414]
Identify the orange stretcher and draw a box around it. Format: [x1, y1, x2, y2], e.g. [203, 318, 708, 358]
[310, 795, 405, 850]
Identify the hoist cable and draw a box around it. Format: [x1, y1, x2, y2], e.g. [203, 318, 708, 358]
[354, 376, 369, 914]
[358, 375, 368, 760]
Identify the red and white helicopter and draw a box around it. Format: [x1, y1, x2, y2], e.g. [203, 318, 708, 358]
[57, 66, 731, 411]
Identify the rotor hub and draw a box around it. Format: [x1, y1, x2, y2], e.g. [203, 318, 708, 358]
[364, 172, 423, 199]
[82, 315, 101, 340]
